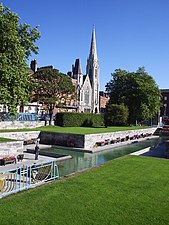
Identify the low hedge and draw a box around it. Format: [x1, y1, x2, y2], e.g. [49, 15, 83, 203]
[55, 112, 104, 127]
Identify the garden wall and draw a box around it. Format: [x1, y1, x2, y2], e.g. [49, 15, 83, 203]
[0, 121, 44, 130]
[0, 128, 158, 153]
[39, 131, 84, 148]
[0, 131, 40, 157]
[84, 127, 157, 149]
[39, 127, 157, 150]
[0, 131, 40, 141]
[0, 141, 23, 156]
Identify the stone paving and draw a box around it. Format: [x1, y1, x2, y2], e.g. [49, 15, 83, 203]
[0, 144, 71, 172]
[131, 141, 168, 159]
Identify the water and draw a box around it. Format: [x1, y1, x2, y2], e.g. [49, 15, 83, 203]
[42, 137, 163, 177]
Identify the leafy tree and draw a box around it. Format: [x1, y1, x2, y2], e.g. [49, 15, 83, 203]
[18, 23, 40, 59]
[0, 3, 40, 114]
[32, 68, 76, 125]
[104, 103, 129, 126]
[105, 67, 160, 125]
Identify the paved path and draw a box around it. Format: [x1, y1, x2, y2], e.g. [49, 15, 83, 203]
[0, 144, 71, 172]
[131, 142, 168, 159]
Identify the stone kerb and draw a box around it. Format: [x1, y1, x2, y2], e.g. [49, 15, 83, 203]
[84, 127, 157, 149]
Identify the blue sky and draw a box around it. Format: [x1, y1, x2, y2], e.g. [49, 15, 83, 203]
[1, 0, 169, 91]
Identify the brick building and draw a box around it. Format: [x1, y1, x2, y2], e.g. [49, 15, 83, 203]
[99, 91, 109, 113]
[160, 89, 169, 125]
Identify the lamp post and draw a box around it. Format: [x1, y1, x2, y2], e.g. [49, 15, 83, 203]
[164, 104, 167, 116]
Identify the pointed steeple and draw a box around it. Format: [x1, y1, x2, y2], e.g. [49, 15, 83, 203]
[74, 58, 82, 75]
[89, 26, 97, 59]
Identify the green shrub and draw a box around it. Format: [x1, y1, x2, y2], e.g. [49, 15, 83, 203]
[55, 112, 104, 127]
[104, 104, 129, 126]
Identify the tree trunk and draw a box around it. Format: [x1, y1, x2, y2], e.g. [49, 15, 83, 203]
[49, 114, 52, 126]
[49, 106, 53, 126]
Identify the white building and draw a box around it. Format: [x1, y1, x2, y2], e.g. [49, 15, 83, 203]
[68, 28, 100, 113]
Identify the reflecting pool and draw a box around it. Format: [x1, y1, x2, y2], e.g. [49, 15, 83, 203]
[41, 137, 165, 177]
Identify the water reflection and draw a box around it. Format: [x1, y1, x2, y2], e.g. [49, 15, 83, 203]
[42, 137, 165, 177]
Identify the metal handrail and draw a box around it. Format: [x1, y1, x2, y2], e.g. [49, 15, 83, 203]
[0, 161, 59, 198]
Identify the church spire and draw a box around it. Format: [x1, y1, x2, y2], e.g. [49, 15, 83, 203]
[86, 26, 100, 113]
[89, 26, 97, 59]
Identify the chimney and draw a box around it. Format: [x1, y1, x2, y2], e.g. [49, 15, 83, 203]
[30, 59, 37, 72]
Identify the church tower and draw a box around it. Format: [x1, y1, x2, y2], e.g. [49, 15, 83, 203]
[68, 27, 100, 113]
[86, 27, 100, 113]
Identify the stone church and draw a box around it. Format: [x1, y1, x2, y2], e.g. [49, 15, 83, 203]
[68, 28, 100, 113]
[29, 28, 101, 115]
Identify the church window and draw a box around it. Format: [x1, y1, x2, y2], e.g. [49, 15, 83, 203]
[95, 69, 97, 78]
[81, 91, 83, 101]
[84, 91, 89, 104]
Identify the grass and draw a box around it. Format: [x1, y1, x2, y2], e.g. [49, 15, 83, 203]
[1, 155, 169, 225]
[0, 125, 148, 134]
[0, 137, 16, 142]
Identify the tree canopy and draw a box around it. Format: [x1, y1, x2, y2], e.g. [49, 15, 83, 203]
[32, 68, 76, 125]
[105, 67, 161, 125]
[104, 103, 129, 126]
[0, 3, 40, 114]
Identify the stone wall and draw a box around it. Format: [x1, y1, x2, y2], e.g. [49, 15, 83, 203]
[0, 131, 40, 156]
[39, 131, 84, 148]
[0, 141, 24, 156]
[84, 127, 157, 149]
[0, 121, 44, 130]
[0, 127, 158, 152]
[39, 127, 157, 150]
[0, 131, 40, 141]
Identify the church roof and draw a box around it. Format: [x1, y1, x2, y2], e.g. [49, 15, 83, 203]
[81, 74, 92, 90]
[83, 74, 92, 87]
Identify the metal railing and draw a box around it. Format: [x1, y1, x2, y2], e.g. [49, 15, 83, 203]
[16, 113, 38, 121]
[0, 161, 59, 198]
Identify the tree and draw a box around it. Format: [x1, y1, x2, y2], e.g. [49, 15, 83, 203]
[105, 67, 161, 125]
[0, 3, 40, 114]
[32, 68, 76, 125]
[104, 103, 129, 126]
[18, 23, 40, 59]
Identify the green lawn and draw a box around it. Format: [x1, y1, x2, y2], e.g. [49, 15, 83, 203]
[0, 125, 148, 134]
[1, 155, 169, 225]
[0, 137, 15, 142]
